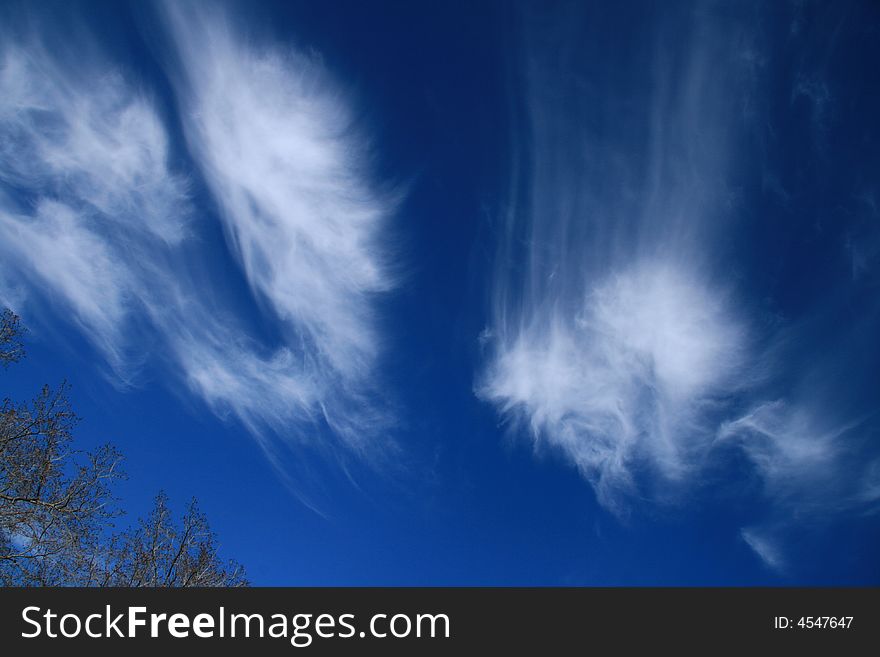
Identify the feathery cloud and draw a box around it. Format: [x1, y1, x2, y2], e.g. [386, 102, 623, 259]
[480, 261, 747, 512]
[478, 2, 879, 554]
[0, 6, 397, 475]
[158, 4, 397, 446]
[0, 33, 188, 369]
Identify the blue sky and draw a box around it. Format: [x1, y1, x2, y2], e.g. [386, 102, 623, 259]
[1, 0, 879, 585]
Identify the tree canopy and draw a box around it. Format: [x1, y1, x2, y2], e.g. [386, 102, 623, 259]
[0, 309, 246, 586]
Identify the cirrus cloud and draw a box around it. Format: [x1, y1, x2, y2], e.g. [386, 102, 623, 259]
[0, 4, 399, 483]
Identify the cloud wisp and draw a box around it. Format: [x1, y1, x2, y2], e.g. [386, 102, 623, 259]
[0, 6, 398, 479]
[478, 4, 757, 514]
[480, 261, 748, 512]
[0, 32, 189, 369]
[157, 3, 399, 448]
[477, 1, 880, 563]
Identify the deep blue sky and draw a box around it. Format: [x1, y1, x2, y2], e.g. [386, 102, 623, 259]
[1, 0, 879, 585]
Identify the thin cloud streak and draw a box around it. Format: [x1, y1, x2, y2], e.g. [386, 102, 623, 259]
[740, 528, 785, 572]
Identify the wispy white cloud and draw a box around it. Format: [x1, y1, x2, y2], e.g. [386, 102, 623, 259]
[478, 2, 879, 549]
[160, 3, 395, 381]
[0, 6, 397, 476]
[718, 399, 877, 513]
[479, 5, 755, 514]
[718, 401, 845, 498]
[0, 40, 189, 245]
[0, 34, 187, 370]
[157, 3, 397, 446]
[0, 199, 131, 364]
[740, 528, 785, 572]
[479, 261, 748, 512]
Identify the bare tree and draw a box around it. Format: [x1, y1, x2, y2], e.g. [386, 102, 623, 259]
[0, 309, 25, 367]
[0, 310, 247, 586]
[0, 378, 122, 585]
[107, 493, 247, 587]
